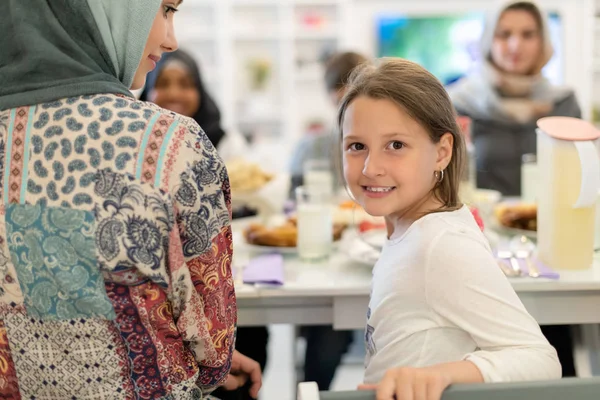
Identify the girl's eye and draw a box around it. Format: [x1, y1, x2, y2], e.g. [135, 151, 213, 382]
[388, 141, 404, 150]
[348, 143, 365, 151]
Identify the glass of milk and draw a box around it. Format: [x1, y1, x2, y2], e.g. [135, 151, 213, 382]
[295, 185, 333, 262]
[303, 159, 334, 197]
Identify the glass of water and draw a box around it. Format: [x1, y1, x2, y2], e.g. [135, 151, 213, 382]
[303, 159, 334, 197]
[295, 186, 333, 262]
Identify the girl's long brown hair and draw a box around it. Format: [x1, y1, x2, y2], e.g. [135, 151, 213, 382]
[336, 58, 466, 211]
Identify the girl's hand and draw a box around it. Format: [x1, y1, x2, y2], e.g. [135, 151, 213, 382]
[358, 366, 452, 400]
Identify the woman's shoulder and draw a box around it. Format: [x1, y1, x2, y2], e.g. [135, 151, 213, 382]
[82, 94, 222, 191]
[126, 96, 217, 155]
[552, 90, 581, 118]
[62, 93, 204, 135]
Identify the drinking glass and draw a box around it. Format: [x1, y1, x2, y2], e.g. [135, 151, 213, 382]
[303, 159, 334, 197]
[295, 186, 333, 262]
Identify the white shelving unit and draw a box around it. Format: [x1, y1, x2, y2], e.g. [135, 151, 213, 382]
[176, 0, 348, 163]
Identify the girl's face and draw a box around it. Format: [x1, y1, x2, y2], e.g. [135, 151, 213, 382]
[131, 1, 180, 90]
[150, 65, 201, 117]
[491, 9, 543, 75]
[342, 96, 452, 220]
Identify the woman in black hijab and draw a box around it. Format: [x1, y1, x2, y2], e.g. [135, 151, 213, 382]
[141, 49, 228, 150]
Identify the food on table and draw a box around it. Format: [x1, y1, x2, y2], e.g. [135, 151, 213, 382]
[339, 200, 358, 210]
[226, 159, 274, 193]
[244, 217, 347, 247]
[335, 199, 385, 227]
[494, 202, 537, 231]
[358, 220, 386, 233]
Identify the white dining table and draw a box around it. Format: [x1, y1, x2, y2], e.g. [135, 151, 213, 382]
[234, 247, 600, 329]
[231, 221, 600, 375]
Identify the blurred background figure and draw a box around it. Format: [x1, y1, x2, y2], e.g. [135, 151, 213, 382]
[447, 0, 580, 196]
[141, 49, 247, 162]
[447, 0, 579, 377]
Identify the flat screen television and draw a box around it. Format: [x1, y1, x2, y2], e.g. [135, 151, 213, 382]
[377, 12, 563, 86]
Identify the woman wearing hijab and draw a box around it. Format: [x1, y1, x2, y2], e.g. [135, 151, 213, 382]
[448, 0, 580, 196]
[140, 50, 247, 161]
[0, 1, 239, 398]
[447, 0, 577, 376]
[140, 49, 267, 400]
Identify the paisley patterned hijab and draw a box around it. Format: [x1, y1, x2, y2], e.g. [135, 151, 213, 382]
[0, 0, 161, 110]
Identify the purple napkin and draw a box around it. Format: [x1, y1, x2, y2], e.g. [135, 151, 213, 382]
[497, 257, 560, 279]
[243, 253, 285, 286]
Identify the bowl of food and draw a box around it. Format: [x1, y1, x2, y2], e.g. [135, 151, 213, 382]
[227, 159, 289, 219]
[227, 159, 274, 195]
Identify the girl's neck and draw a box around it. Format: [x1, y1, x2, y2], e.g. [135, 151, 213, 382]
[384, 194, 446, 240]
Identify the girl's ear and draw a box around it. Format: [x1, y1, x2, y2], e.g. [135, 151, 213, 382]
[436, 132, 453, 170]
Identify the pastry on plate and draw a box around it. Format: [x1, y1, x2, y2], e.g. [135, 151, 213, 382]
[494, 202, 537, 231]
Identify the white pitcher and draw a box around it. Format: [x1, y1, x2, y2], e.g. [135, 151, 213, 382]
[536, 117, 600, 270]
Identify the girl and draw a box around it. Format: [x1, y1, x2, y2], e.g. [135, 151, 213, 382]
[448, 0, 579, 376]
[0, 1, 240, 398]
[337, 59, 560, 400]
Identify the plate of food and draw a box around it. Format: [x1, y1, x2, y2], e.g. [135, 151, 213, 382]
[492, 201, 537, 239]
[227, 159, 274, 195]
[242, 216, 348, 254]
[227, 159, 290, 218]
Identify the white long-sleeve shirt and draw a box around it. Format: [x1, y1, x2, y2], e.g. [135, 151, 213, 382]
[364, 206, 561, 384]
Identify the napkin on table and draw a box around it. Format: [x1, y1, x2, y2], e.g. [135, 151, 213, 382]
[242, 253, 285, 286]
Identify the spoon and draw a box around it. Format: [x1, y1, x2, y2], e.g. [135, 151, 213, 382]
[497, 250, 522, 277]
[509, 235, 540, 278]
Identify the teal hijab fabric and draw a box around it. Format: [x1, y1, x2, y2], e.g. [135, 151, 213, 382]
[0, 0, 161, 110]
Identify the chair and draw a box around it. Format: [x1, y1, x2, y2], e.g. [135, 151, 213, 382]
[298, 377, 600, 399]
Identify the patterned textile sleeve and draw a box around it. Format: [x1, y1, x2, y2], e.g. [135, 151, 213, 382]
[164, 118, 237, 395]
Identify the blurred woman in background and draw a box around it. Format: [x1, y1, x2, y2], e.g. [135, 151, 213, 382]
[447, 0, 579, 376]
[141, 49, 247, 162]
[448, 0, 580, 196]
